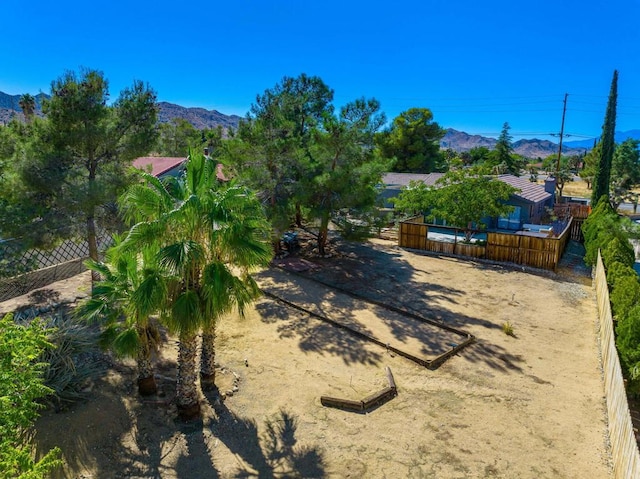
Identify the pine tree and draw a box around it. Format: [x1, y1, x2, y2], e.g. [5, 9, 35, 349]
[591, 70, 618, 205]
[488, 122, 522, 175]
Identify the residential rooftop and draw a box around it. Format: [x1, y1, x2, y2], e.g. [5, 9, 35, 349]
[382, 172, 552, 204]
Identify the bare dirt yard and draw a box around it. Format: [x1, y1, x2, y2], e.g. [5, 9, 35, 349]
[5, 238, 612, 478]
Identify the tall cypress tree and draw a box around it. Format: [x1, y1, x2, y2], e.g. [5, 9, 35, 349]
[591, 70, 618, 205]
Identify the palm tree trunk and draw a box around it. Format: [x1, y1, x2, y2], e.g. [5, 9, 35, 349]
[136, 343, 157, 396]
[176, 330, 201, 420]
[200, 326, 216, 390]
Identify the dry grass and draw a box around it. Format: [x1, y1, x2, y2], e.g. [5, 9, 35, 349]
[534, 176, 591, 199]
[561, 178, 591, 198]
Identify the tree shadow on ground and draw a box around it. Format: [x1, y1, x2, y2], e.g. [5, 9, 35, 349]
[259, 239, 535, 372]
[27, 288, 61, 305]
[293, 243, 501, 334]
[35, 350, 222, 479]
[256, 269, 498, 367]
[460, 340, 525, 373]
[306, 241, 466, 309]
[118, 354, 220, 479]
[206, 394, 326, 478]
[174, 417, 220, 479]
[255, 297, 383, 366]
[35, 364, 179, 479]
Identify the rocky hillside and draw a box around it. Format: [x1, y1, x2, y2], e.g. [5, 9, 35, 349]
[441, 128, 588, 159]
[0, 91, 48, 123]
[440, 129, 497, 151]
[0, 91, 241, 130]
[0, 91, 49, 110]
[156, 101, 241, 130]
[512, 138, 587, 159]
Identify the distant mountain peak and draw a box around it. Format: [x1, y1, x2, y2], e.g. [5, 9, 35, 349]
[0, 91, 241, 130]
[441, 128, 588, 159]
[156, 101, 241, 130]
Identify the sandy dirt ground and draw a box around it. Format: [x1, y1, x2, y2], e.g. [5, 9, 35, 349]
[4, 238, 612, 478]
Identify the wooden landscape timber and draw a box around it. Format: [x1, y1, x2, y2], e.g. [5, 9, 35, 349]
[320, 366, 398, 412]
[263, 274, 475, 370]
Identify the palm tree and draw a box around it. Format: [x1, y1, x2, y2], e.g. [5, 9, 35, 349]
[75, 237, 165, 395]
[18, 93, 36, 122]
[119, 151, 272, 419]
[197, 185, 271, 389]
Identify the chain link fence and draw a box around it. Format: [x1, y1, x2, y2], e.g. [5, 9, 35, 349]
[0, 234, 113, 302]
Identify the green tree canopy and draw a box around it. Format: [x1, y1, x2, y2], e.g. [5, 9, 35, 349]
[579, 140, 599, 189]
[592, 70, 618, 205]
[393, 167, 517, 241]
[612, 138, 640, 190]
[224, 73, 392, 254]
[2, 69, 158, 259]
[377, 107, 445, 173]
[225, 74, 334, 250]
[156, 118, 201, 157]
[487, 122, 523, 175]
[469, 146, 491, 165]
[542, 154, 572, 198]
[302, 97, 391, 254]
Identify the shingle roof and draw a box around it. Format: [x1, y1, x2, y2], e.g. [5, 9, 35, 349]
[381, 172, 552, 204]
[496, 174, 552, 204]
[382, 173, 444, 189]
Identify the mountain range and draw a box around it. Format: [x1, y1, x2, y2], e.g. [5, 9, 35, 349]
[439, 128, 640, 159]
[440, 128, 591, 159]
[0, 91, 242, 130]
[2, 90, 639, 159]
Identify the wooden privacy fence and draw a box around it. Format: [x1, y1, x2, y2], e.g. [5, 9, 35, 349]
[554, 203, 591, 219]
[554, 203, 589, 242]
[567, 217, 586, 242]
[399, 217, 572, 271]
[486, 220, 571, 271]
[595, 251, 640, 479]
[399, 217, 486, 259]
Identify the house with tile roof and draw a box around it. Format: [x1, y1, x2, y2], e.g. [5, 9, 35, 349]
[133, 155, 228, 182]
[133, 156, 187, 178]
[381, 172, 556, 230]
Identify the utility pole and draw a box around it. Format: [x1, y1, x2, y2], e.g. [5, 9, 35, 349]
[555, 93, 568, 177]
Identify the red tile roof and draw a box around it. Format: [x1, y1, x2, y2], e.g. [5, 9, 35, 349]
[132, 157, 186, 177]
[133, 156, 229, 182]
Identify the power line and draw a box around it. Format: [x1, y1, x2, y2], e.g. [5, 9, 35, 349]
[555, 93, 568, 177]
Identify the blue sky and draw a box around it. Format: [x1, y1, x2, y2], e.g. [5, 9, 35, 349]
[2, 0, 639, 140]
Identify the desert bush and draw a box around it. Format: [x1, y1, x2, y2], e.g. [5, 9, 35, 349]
[332, 209, 389, 242]
[14, 307, 105, 407]
[0, 314, 62, 478]
[502, 321, 515, 337]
